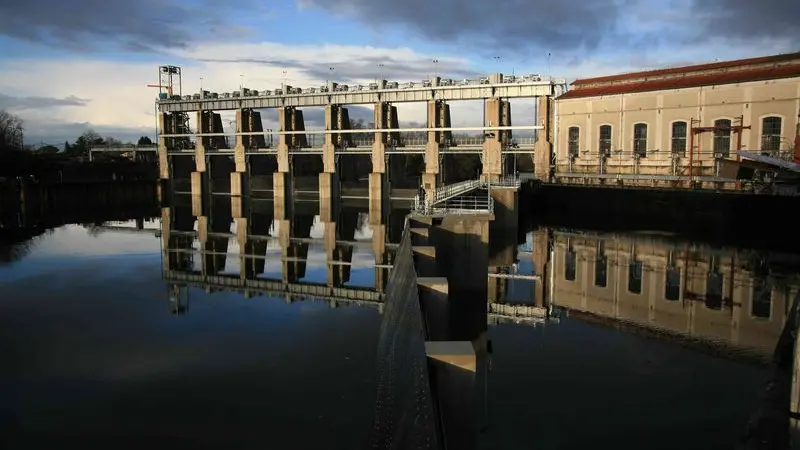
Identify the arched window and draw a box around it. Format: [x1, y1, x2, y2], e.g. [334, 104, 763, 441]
[752, 277, 772, 319]
[706, 256, 723, 310]
[762, 116, 783, 152]
[598, 125, 612, 155]
[714, 119, 731, 157]
[671, 121, 687, 155]
[594, 241, 607, 287]
[633, 123, 647, 157]
[568, 126, 580, 157]
[628, 258, 643, 294]
[565, 242, 576, 281]
[665, 251, 680, 301]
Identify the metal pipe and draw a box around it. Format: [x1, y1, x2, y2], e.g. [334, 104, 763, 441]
[689, 119, 696, 186]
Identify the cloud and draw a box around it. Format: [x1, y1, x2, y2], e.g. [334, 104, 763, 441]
[23, 121, 155, 146]
[181, 42, 480, 87]
[0, 93, 89, 110]
[295, 0, 800, 61]
[300, 105, 374, 127]
[690, 0, 800, 42]
[0, 0, 261, 51]
[296, 0, 630, 55]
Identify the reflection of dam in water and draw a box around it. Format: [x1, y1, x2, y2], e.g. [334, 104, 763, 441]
[157, 189, 800, 365]
[6, 178, 800, 448]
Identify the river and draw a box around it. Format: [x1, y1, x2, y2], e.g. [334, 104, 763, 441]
[0, 187, 794, 449]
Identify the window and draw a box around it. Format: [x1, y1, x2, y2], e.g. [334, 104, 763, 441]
[594, 241, 607, 287]
[568, 126, 580, 157]
[633, 123, 647, 157]
[599, 125, 612, 155]
[565, 243, 576, 281]
[706, 256, 723, 310]
[751, 277, 772, 319]
[665, 266, 681, 301]
[665, 251, 680, 301]
[761, 116, 782, 152]
[671, 121, 687, 155]
[628, 259, 643, 294]
[713, 119, 731, 157]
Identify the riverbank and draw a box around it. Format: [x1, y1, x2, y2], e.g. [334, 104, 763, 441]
[0, 150, 158, 185]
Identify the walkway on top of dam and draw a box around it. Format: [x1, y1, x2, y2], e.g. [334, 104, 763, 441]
[414, 176, 521, 216]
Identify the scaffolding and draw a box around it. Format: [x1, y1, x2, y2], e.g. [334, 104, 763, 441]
[689, 115, 750, 184]
[148, 65, 182, 100]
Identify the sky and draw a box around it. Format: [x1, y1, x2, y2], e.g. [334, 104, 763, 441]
[0, 0, 797, 146]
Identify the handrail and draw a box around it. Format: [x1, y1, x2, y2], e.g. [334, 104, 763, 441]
[415, 175, 519, 214]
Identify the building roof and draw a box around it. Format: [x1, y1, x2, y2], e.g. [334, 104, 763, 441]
[559, 52, 800, 100]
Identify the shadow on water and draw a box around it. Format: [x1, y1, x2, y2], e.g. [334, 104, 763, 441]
[2, 182, 800, 449]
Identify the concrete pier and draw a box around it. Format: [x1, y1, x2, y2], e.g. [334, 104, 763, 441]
[482, 97, 511, 180]
[273, 172, 292, 221]
[402, 213, 494, 450]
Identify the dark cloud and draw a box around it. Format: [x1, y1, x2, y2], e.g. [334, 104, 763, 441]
[298, 0, 800, 57]
[690, 0, 800, 42]
[0, 93, 90, 110]
[0, 0, 254, 50]
[199, 55, 480, 85]
[299, 0, 629, 55]
[305, 56, 481, 83]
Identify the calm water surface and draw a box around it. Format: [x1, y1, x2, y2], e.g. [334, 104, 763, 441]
[1, 193, 794, 449]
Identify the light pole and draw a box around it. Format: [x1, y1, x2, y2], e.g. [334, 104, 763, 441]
[328, 67, 335, 84]
[239, 74, 244, 91]
[432, 59, 439, 80]
[199, 77, 203, 93]
[378, 63, 384, 82]
[282, 70, 287, 87]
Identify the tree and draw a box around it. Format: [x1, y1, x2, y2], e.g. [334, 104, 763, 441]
[67, 129, 103, 157]
[64, 141, 71, 153]
[37, 145, 60, 154]
[137, 136, 153, 146]
[104, 136, 121, 146]
[349, 118, 371, 143]
[0, 110, 24, 151]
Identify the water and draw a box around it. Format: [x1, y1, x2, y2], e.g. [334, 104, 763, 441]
[1, 187, 795, 449]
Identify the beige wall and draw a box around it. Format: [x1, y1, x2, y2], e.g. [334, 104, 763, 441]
[549, 232, 797, 358]
[554, 76, 800, 185]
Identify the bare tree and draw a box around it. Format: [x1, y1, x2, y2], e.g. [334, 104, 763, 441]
[0, 110, 24, 151]
[68, 129, 103, 156]
[104, 136, 122, 146]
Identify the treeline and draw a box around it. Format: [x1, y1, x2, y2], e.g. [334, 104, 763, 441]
[52, 131, 154, 158]
[0, 109, 154, 157]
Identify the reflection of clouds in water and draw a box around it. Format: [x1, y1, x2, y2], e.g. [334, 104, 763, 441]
[34, 225, 160, 257]
[4, 260, 375, 383]
[354, 213, 373, 240]
[310, 216, 324, 238]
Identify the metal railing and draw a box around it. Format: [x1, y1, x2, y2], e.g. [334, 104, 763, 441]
[432, 179, 484, 204]
[412, 175, 520, 215]
[413, 194, 494, 215]
[491, 175, 522, 188]
[91, 145, 158, 152]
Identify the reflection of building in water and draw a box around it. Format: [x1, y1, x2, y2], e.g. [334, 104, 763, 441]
[550, 230, 800, 359]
